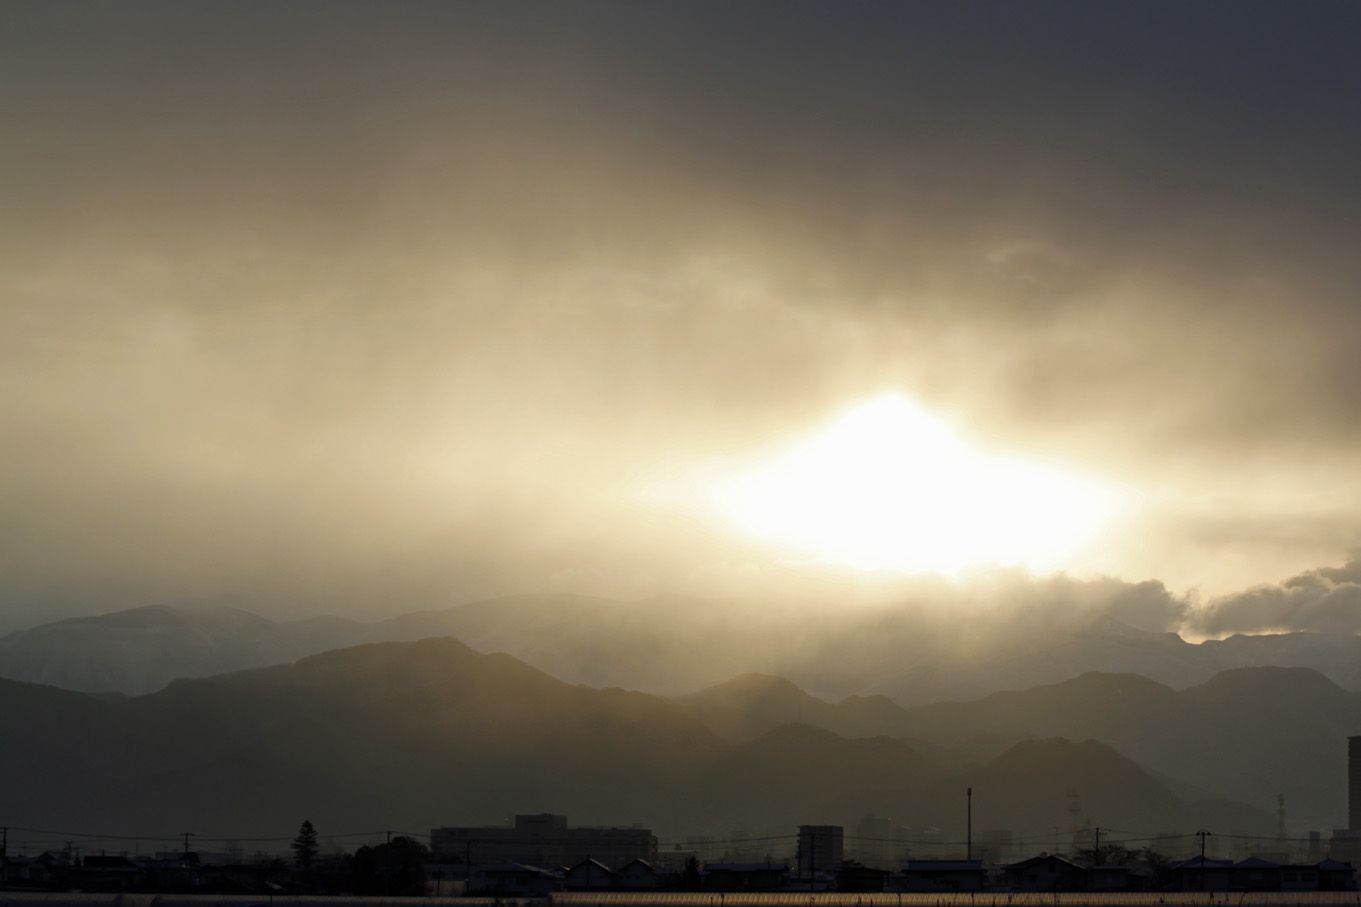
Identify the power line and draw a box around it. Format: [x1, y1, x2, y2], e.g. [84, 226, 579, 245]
[1, 823, 1336, 858]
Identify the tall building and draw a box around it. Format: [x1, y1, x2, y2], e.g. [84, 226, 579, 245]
[1350, 736, 1361, 831]
[431, 814, 656, 868]
[851, 814, 906, 868]
[1329, 737, 1361, 868]
[797, 825, 844, 878]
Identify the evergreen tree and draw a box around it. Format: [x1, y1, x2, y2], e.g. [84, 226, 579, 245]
[292, 820, 319, 870]
[681, 856, 702, 891]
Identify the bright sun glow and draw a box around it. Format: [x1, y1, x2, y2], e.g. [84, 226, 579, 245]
[711, 394, 1120, 574]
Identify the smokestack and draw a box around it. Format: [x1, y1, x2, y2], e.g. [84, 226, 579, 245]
[1350, 736, 1361, 831]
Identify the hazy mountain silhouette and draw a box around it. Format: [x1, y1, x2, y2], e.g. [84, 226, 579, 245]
[6, 597, 1361, 702]
[675, 666, 1361, 832]
[891, 668, 1361, 832]
[0, 637, 1274, 845]
[0, 604, 373, 694]
[677, 673, 922, 742]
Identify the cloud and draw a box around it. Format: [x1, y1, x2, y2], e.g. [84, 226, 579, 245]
[1189, 554, 1361, 636]
[3, 2, 1361, 625]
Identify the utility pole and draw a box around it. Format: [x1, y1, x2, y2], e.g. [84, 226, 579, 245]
[1196, 829, 1213, 861]
[2, 824, 7, 861]
[384, 830, 392, 897]
[1093, 827, 1102, 865]
[181, 832, 194, 859]
[966, 787, 973, 862]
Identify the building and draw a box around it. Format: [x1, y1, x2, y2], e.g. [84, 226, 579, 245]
[796, 825, 843, 878]
[1168, 856, 1234, 891]
[65, 855, 144, 892]
[431, 814, 656, 868]
[1351, 736, 1361, 831]
[1224, 858, 1356, 892]
[651, 846, 698, 873]
[703, 862, 790, 890]
[851, 814, 907, 868]
[1087, 864, 1138, 891]
[1330, 829, 1361, 867]
[467, 863, 562, 896]
[421, 862, 469, 896]
[896, 859, 985, 892]
[1002, 854, 1087, 891]
[836, 862, 893, 891]
[563, 858, 615, 890]
[1310, 858, 1357, 890]
[1234, 856, 1282, 891]
[616, 858, 662, 889]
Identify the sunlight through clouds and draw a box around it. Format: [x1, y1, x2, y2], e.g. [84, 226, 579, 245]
[710, 394, 1123, 574]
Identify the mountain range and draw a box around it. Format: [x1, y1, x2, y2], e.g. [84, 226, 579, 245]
[0, 634, 1333, 848]
[680, 666, 1361, 832]
[5, 596, 1361, 704]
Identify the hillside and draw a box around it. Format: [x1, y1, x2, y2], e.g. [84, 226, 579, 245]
[672, 665, 1361, 832]
[0, 637, 1273, 844]
[896, 667, 1361, 832]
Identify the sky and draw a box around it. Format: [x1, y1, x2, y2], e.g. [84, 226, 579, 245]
[3, 1, 1361, 633]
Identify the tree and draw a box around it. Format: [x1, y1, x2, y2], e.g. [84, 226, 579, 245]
[1074, 843, 1137, 867]
[1140, 847, 1175, 888]
[292, 820, 319, 871]
[680, 856, 702, 891]
[349, 836, 430, 895]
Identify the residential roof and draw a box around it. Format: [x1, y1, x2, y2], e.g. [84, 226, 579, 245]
[1235, 857, 1281, 869]
[1003, 854, 1084, 871]
[1172, 857, 1234, 869]
[1316, 859, 1354, 870]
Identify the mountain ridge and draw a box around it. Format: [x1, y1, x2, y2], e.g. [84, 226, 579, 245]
[6, 597, 1361, 701]
[0, 636, 1277, 845]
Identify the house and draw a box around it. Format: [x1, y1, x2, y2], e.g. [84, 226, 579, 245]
[1281, 859, 1356, 891]
[140, 854, 205, 891]
[421, 861, 470, 896]
[1002, 854, 1087, 891]
[66, 854, 144, 891]
[1086, 863, 1138, 891]
[1, 855, 46, 886]
[469, 862, 562, 896]
[836, 861, 893, 891]
[432, 814, 656, 868]
[703, 862, 790, 890]
[1314, 858, 1356, 890]
[1281, 863, 1321, 891]
[563, 858, 615, 890]
[1168, 856, 1234, 891]
[1233, 856, 1282, 891]
[616, 858, 661, 889]
[896, 859, 985, 892]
